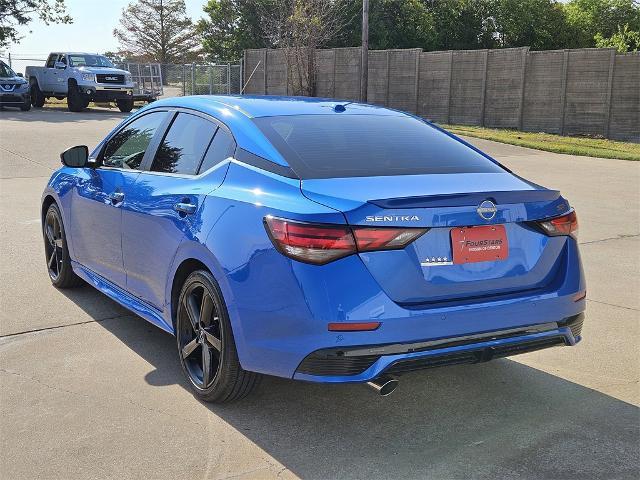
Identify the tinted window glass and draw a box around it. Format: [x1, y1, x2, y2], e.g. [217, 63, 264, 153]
[46, 54, 58, 68]
[253, 115, 505, 179]
[151, 113, 216, 175]
[199, 128, 235, 173]
[103, 111, 166, 169]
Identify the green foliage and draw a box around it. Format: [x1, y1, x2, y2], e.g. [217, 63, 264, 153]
[595, 24, 640, 51]
[197, 0, 268, 61]
[0, 0, 72, 46]
[564, 0, 640, 47]
[113, 0, 200, 63]
[198, 0, 640, 58]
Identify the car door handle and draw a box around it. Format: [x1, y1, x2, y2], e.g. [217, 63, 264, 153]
[174, 202, 196, 215]
[109, 191, 125, 205]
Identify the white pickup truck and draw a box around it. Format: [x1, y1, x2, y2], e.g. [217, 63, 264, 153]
[26, 52, 136, 112]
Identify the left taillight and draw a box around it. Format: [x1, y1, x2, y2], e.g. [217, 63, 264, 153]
[264, 216, 427, 265]
[535, 210, 578, 238]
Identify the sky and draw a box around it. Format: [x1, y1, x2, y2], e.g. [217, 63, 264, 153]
[1, 0, 207, 74]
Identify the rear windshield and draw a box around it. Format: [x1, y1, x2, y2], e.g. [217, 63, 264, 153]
[253, 114, 504, 179]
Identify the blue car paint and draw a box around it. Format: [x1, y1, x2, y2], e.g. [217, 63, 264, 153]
[42, 95, 586, 383]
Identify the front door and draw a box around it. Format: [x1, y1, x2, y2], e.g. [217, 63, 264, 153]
[70, 110, 169, 287]
[122, 111, 235, 309]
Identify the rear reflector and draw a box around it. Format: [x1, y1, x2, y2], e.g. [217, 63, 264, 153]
[328, 322, 381, 331]
[264, 216, 427, 265]
[536, 210, 578, 238]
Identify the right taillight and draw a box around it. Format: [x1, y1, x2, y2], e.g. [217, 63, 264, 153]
[536, 210, 578, 238]
[264, 216, 427, 265]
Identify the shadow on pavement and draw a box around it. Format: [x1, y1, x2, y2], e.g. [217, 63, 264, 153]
[62, 285, 640, 480]
[0, 105, 135, 122]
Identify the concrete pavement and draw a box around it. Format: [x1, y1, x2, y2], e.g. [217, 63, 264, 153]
[1, 106, 638, 479]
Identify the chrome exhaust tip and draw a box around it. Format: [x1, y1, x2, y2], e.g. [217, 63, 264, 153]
[366, 375, 399, 396]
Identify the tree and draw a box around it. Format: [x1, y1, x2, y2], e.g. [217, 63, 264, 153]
[198, 0, 268, 62]
[113, 0, 200, 64]
[0, 0, 71, 46]
[564, 0, 640, 48]
[493, 0, 573, 50]
[595, 23, 640, 51]
[259, 0, 354, 96]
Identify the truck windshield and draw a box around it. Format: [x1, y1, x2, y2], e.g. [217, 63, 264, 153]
[68, 55, 115, 68]
[0, 61, 17, 78]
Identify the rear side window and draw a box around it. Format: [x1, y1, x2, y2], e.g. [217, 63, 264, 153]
[151, 113, 216, 175]
[199, 128, 235, 173]
[253, 115, 505, 179]
[46, 54, 58, 68]
[102, 111, 167, 170]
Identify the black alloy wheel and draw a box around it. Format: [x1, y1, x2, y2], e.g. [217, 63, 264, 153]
[44, 207, 64, 281]
[43, 203, 82, 288]
[178, 279, 223, 390]
[176, 270, 260, 403]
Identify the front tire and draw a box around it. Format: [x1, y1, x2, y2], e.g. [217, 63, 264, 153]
[43, 203, 83, 288]
[20, 99, 31, 111]
[67, 85, 88, 112]
[176, 270, 260, 403]
[116, 98, 134, 113]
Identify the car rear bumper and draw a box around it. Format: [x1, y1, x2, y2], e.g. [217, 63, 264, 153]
[294, 313, 583, 382]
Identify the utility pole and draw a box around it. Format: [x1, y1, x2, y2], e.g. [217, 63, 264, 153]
[360, 0, 369, 102]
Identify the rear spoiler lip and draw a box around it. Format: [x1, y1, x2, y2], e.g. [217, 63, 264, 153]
[368, 189, 561, 209]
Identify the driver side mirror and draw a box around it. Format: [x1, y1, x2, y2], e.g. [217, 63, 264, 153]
[16, 72, 23, 78]
[54, 61, 66, 69]
[60, 146, 89, 167]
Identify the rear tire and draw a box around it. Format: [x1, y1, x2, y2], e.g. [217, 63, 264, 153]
[30, 81, 45, 107]
[176, 270, 261, 403]
[43, 203, 83, 289]
[116, 98, 134, 113]
[20, 99, 31, 111]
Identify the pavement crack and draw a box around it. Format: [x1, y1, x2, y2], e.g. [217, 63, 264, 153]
[0, 146, 54, 171]
[579, 233, 639, 245]
[0, 314, 131, 339]
[586, 298, 639, 312]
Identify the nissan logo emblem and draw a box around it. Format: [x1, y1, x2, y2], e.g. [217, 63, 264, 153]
[477, 200, 497, 220]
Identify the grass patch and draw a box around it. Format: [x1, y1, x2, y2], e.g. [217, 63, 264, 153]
[440, 124, 640, 161]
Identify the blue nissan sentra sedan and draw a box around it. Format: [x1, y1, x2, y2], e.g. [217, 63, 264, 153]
[42, 95, 586, 402]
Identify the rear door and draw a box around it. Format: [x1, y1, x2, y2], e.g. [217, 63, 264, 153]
[42, 54, 58, 91]
[122, 110, 235, 309]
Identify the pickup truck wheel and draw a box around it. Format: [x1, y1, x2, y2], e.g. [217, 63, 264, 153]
[67, 87, 87, 112]
[30, 82, 45, 108]
[116, 99, 134, 113]
[20, 99, 31, 111]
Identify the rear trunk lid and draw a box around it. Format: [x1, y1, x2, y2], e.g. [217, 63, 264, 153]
[301, 173, 571, 305]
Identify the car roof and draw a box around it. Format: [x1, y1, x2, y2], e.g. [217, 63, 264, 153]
[148, 95, 410, 119]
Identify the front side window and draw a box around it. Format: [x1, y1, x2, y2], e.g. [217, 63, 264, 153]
[102, 111, 167, 169]
[150, 113, 216, 175]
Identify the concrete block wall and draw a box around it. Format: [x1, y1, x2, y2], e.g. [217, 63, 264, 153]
[609, 53, 640, 142]
[522, 50, 566, 134]
[243, 47, 639, 141]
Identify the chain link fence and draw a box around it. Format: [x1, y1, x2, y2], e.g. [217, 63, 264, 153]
[135, 63, 242, 98]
